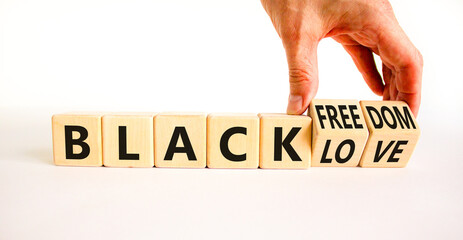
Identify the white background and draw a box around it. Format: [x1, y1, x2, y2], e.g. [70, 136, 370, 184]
[1, 0, 463, 239]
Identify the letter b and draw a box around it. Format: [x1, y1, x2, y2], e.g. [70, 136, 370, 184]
[65, 125, 90, 159]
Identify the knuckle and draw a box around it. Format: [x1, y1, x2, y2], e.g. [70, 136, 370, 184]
[400, 49, 423, 72]
[289, 68, 313, 85]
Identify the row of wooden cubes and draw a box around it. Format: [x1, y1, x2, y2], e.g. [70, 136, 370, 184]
[52, 100, 420, 168]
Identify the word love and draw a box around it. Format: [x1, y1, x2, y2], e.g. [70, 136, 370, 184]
[52, 100, 420, 169]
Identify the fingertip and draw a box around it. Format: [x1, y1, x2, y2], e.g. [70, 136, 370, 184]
[410, 106, 419, 118]
[405, 101, 419, 117]
[286, 95, 306, 115]
[397, 92, 421, 118]
[383, 88, 390, 101]
[373, 84, 385, 96]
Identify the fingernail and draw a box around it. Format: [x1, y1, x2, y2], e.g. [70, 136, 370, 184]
[287, 95, 303, 115]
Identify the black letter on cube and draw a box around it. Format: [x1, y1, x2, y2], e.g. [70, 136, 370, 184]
[118, 126, 139, 160]
[65, 125, 90, 159]
[274, 127, 302, 161]
[220, 127, 247, 161]
[164, 126, 197, 161]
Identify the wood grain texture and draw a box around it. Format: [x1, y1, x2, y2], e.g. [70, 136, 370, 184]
[207, 113, 259, 169]
[102, 113, 156, 168]
[154, 112, 206, 168]
[52, 113, 103, 167]
[259, 113, 312, 169]
[308, 99, 369, 167]
[359, 101, 420, 168]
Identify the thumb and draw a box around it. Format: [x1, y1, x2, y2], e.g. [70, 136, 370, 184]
[285, 42, 319, 115]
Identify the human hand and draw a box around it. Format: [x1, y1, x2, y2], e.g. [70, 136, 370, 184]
[261, 0, 423, 116]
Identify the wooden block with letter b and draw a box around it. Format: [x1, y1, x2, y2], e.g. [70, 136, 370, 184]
[52, 113, 103, 166]
[207, 113, 259, 169]
[259, 113, 312, 169]
[359, 101, 420, 168]
[102, 113, 156, 168]
[308, 99, 369, 167]
[154, 112, 206, 168]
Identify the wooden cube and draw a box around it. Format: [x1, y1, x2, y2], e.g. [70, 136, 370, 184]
[52, 113, 103, 167]
[259, 113, 312, 169]
[154, 112, 206, 168]
[102, 113, 156, 168]
[359, 101, 420, 168]
[308, 99, 369, 167]
[207, 113, 259, 168]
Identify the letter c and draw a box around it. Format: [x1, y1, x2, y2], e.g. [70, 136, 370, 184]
[220, 127, 247, 161]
